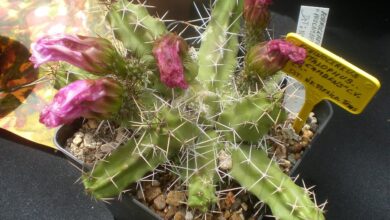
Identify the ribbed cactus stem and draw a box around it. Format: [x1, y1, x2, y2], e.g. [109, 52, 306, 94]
[82, 131, 166, 199]
[108, 0, 168, 64]
[218, 90, 285, 143]
[230, 147, 325, 220]
[74, 1, 325, 219]
[83, 108, 199, 199]
[187, 131, 221, 211]
[196, 0, 242, 92]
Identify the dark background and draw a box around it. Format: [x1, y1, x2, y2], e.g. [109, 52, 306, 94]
[271, 1, 390, 220]
[1, 0, 389, 219]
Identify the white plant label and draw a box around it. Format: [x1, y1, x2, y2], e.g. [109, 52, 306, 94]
[283, 6, 329, 115]
[296, 6, 329, 45]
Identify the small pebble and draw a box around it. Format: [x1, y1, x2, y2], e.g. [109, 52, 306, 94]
[280, 159, 292, 168]
[72, 136, 82, 145]
[217, 216, 226, 220]
[153, 194, 166, 210]
[153, 209, 165, 219]
[95, 153, 104, 159]
[174, 212, 185, 220]
[224, 210, 231, 219]
[218, 150, 232, 170]
[309, 112, 317, 124]
[185, 211, 193, 220]
[303, 129, 314, 140]
[290, 143, 303, 153]
[85, 155, 95, 163]
[150, 180, 160, 187]
[303, 124, 311, 131]
[74, 132, 84, 138]
[224, 191, 235, 208]
[144, 186, 162, 202]
[100, 142, 116, 153]
[310, 123, 319, 132]
[282, 126, 300, 141]
[83, 133, 94, 147]
[166, 191, 186, 207]
[274, 145, 287, 159]
[87, 120, 98, 129]
[288, 154, 297, 164]
[204, 214, 213, 220]
[165, 206, 177, 219]
[241, 202, 248, 211]
[69, 143, 78, 150]
[229, 213, 243, 220]
[88, 144, 98, 149]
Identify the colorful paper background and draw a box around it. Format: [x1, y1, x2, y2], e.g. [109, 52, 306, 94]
[0, 0, 100, 148]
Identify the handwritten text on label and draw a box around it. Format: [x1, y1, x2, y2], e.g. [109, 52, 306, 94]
[297, 6, 329, 45]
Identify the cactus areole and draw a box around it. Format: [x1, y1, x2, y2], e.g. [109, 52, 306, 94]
[37, 0, 327, 219]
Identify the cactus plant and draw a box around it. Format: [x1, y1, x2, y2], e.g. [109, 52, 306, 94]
[32, 0, 326, 219]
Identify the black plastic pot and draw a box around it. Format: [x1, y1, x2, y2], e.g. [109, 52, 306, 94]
[54, 120, 161, 220]
[290, 101, 333, 175]
[54, 101, 333, 220]
[259, 100, 333, 220]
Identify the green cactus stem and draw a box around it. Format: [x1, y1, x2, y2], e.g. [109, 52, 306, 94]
[218, 90, 285, 143]
[82, 131, 164, 199]
[108, 0, 168, 64]
[83, 108, 199, 199]
[230, 146, 325, 220]
[187, 131, 221, 211]
[196, 0, 242, 92]
[75, 1, 324, 219]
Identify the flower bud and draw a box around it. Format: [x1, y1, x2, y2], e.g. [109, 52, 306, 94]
[243, 0, 272, 30]
[153, 33, 189, 89]
[39, 78, 123, 128]
[246, 39, 307, 78]
[30, 34, 122, 75]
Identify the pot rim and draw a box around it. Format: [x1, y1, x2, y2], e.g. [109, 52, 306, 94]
[53, 100, 333, 220]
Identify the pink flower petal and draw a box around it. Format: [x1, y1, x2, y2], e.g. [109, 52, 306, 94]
[30, 34, 118, 75]
[153, 34, 189, 89]
[39, 78, 122, 128]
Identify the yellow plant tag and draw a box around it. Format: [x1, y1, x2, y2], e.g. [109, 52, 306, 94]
[283, 33, 381, 133]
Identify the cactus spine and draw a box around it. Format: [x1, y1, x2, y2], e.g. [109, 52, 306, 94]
[218, 90, 285, 143]
[187, 131, 221, 211]
[230, 147, 325, 220]
[108, 2, 167, 64]
[83, 108, 200, 199]
[196, 0, 242, 92]
[78, 1, 325, 219]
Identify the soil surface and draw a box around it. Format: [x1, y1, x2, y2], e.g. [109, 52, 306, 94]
[66, 113, 318, 220]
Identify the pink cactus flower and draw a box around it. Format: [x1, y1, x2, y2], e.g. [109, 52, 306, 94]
[243, 0, 273, 29]
[30, 34, 120, 75]
[246, 39, 307, 78]
[40, 78, 123, 128]
[153, 33, 189, 89]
